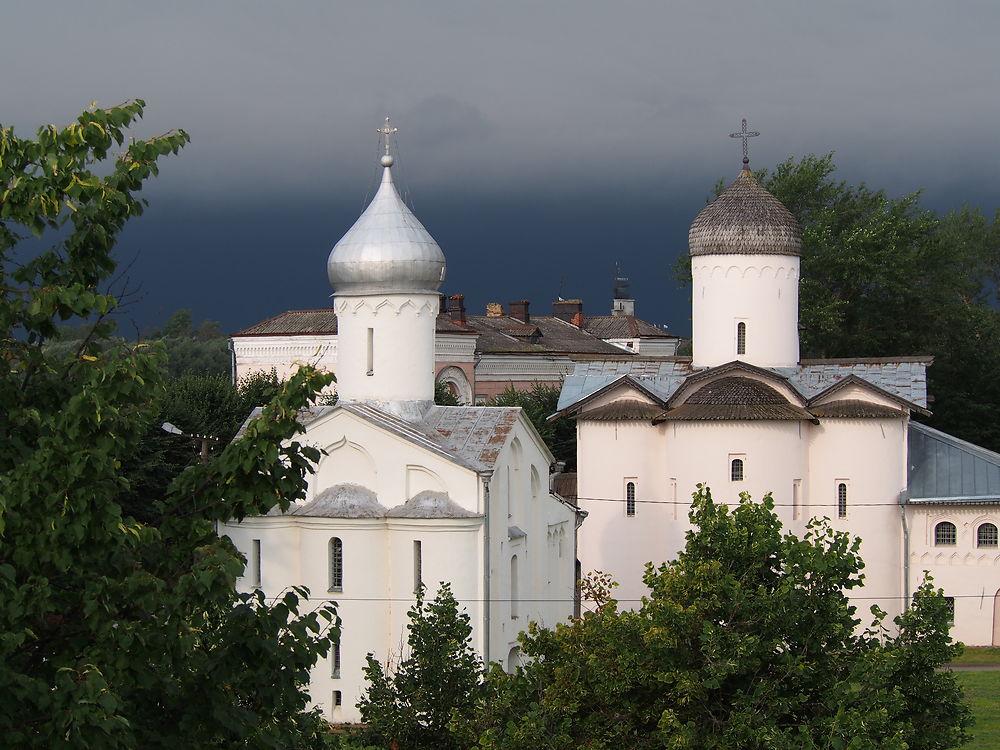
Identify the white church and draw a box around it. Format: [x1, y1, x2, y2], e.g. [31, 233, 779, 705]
[554, 139, 1000, 648]
[220, 126, 580, 723]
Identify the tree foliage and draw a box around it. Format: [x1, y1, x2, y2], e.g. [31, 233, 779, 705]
[466, 486, 970, 749]
[358, 583, 486, 750]
[0, 102, 338, 748]
[486, 383, 576, 470]
[678, 154, 1000, 450]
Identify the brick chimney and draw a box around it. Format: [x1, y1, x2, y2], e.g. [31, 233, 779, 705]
[447, 294, 467, 324]
[508, 300, 530, 324]
[552, 299, 583, 323]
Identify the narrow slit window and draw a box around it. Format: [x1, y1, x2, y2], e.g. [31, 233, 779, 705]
[736, 321, 746, 356]
[731, 458, 744, 482]
[934, 522, 957, 546]
[331, 641, 341, 679]
[333, 690, 342, 708]
[250, 539, 262, 588]
[625, 481, 636, 517]
[977, 523, 998, 548]
[837, 483, 848, 519]
[366, 327, 374, 376]
[413, 540, 423, 594]
[510, 555, 519, 619]
[329, 537, 343, 591]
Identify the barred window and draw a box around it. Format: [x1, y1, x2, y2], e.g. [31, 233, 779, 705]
[837, 483, 848, 519]
[329, 537, 343, 591]
[626, 481, 636, 517]
[731, 458, 744, 482]
[934, 522, 957, 546]
[736, 322, 747, 356]
[977, 522, 998, 548]
[413, 540, 423, 594]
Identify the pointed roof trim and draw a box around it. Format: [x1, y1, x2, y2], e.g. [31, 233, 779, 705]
[808, 374, 930, 416]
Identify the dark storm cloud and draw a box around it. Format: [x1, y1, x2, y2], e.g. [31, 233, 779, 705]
[4, 1, 999, 335]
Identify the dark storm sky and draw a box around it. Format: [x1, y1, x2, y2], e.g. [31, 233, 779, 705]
[5, 1, 999, 337]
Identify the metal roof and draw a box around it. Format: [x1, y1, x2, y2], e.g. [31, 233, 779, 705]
[327, 162, 446, 295]
[557, 358, 930, 412]
[908, 422, 1000, 504]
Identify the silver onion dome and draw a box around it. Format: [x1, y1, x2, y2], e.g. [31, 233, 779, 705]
[327, 146, 446, 295]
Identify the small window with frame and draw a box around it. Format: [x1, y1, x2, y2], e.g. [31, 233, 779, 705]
[730, 456, 745, 482]
[625, 479, 637, 517]
[836, 481, 848, 519]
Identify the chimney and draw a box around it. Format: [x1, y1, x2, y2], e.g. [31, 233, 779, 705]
[447, 294, 466, 324]
[508, 300, 530, 324]
[552, 298, 583, 323]
[439, 294, 448, 314]
[486, 302, 504, 318]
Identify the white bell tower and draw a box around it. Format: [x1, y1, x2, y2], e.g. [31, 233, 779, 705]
[327, 119, 446, 416]
[689, 119, 801, 369]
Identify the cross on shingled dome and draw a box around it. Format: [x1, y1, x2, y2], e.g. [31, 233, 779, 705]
[685, 376, 789, 405]
[689, 169, 802, 257]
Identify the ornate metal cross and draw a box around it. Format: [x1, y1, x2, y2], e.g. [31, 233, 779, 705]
[376, 117, 398, 156]
[729, 118, 760, 164]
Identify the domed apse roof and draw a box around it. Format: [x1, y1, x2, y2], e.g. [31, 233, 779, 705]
[327, 124, 446, 295]
[689, 168, 802, 257]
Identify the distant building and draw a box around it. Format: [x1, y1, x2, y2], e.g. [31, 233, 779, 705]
[220, 129, 581, 723]
[232, 281, 681, 404]
[556, 149, 1000, 646]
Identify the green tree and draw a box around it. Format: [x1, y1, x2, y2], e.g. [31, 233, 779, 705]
[469, 486, 970, 749]
[118, 369, 282, 523]
[434, 378, 462, 406]
[677, 154, 1000, 451]
[0, 101, 338, 748]
[358, 583, 486, 750]
[486, 383, 576, 470]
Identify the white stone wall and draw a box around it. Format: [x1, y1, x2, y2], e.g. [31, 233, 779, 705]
[691, 254, 800, 368]
[334, 293, 439, 404]
[220, 408, 577, 722]
[907, 505, 1000, 645]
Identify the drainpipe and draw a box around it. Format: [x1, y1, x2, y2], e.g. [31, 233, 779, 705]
[900, 417, 911, 611]
[482, 474, 492, 662]
[899, 490, 910, 612]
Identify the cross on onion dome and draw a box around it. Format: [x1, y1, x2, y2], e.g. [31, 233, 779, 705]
[729, 118, 760, 167]
[376, 117, 398, 166]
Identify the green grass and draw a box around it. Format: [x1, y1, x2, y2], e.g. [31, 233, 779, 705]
[952, 646, 1000, 664]
[957, 671, 1000, 749]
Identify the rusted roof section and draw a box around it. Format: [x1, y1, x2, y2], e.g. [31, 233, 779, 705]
[233, 309, 475, 337]
[809, 400, 907, 418]
[582, 315, 675, 339]
[423, 405, 526, 471]
[575, 399, 664, 422]
[465, 315, 627, 355]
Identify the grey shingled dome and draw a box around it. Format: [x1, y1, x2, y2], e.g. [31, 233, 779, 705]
[689, 168, 802, 257]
